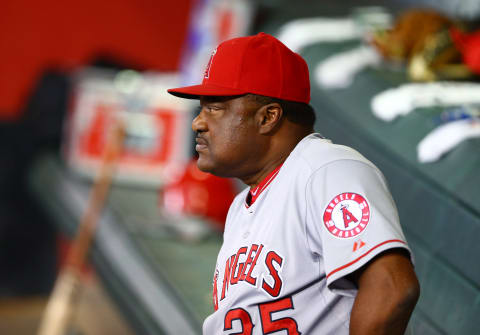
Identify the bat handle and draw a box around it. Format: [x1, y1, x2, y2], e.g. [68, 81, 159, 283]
[37, 267, 81, 335]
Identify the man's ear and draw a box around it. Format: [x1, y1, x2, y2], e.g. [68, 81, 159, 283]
[256, 103, 283, 134]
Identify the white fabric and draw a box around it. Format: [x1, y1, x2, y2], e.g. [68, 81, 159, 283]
[371, 82, 480, 122]
[277, 18, 360, 53]
[315, 45, 381, 89]
[417, 119, 480, 163]
[203, 133, 411, 334]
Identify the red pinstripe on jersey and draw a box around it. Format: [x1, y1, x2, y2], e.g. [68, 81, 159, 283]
[245, 164, 283, 207]
[326, 239, 407, 278]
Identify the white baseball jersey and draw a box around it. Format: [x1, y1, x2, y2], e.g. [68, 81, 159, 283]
[203, 133, 412, 334]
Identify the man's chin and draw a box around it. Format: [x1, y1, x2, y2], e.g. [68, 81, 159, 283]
[196, 156, 214, 174]
[196, 157, 229, 178]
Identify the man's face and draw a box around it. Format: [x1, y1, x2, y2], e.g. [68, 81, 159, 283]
[192, 95, 263, 177]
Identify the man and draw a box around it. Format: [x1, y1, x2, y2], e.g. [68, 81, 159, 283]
[168, 32, 419, 334]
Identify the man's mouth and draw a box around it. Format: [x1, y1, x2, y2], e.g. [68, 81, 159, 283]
[195, 137, 208, 151]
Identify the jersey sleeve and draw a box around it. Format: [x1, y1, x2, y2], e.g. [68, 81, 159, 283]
[305, 159, 412, 296]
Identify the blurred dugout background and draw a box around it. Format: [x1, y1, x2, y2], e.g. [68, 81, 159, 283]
[1, 0, 480, 334]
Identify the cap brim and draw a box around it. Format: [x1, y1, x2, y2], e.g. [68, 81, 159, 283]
[167, 83, 248, 100]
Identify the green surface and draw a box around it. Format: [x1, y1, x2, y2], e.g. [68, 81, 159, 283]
[409, 234, 480, 335]
[107, 187, 222, 323]
[135, 236, 221, 322]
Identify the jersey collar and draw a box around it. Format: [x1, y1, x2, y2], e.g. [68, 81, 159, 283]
[245, 163, 283, 208]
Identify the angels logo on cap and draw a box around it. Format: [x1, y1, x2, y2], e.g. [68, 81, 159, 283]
[204, 48, 217, 79]
[323, 192, 370, 238]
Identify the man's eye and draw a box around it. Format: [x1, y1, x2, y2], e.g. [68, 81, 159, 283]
[207, 106, 222, 112]
[198, 104, 223, 114]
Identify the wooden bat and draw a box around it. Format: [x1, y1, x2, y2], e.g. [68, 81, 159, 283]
[37, 118, 125, 335]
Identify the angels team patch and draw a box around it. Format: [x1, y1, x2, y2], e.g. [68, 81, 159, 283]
[323, 192, 370, 238]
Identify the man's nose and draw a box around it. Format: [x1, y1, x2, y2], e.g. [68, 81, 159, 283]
[192, 110, 207, 132]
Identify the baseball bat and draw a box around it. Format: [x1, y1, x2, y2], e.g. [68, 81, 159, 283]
[37, 118, 125, 335]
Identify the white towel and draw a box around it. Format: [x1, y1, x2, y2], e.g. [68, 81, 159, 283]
[276, 18, 360, 53]
[417, 119, 480, 163]
[315, 45, 381, 89]
[371, 82, 480, 122]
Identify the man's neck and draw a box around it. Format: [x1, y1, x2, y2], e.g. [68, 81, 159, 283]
[241, 130, 313, 188]
[241, 154, 289, 188]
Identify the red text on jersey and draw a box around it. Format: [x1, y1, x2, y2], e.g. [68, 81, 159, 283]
[262, 251, 283, 297]
[217, 244, 285, 304]
[212, 269, 219, 311]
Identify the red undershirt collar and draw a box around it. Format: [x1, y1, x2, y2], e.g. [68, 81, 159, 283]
[245, 163, 283, 208]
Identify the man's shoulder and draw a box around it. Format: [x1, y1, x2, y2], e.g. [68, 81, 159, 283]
[293, 133, 373, 172]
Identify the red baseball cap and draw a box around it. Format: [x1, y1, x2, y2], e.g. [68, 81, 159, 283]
[167, 32, 310, 104]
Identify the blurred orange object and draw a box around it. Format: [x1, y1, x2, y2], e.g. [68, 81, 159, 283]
[371, 8, 472, 81]
[161, 159, 237, 231]
[372, 9, 454, 62]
